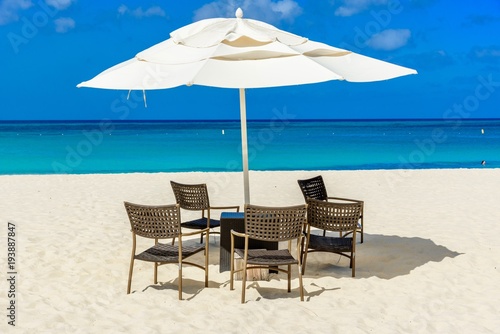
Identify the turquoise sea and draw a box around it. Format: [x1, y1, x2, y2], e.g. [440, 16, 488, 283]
[0, 119, 498, 175]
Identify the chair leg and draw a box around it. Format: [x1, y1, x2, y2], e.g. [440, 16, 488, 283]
[287, 264, 291, 293]
[230, 235, 235, 291]
[241, 253, 248, 303]
[230, 254, 235, 291]
[127, 258, 134, 294]
[360, 216, 364, 243]
[154, 262, 158, 284]
[128, 236, 137, 294]
[298, 264, 304, 301]
[301, 249, 309, 276]
[178, 260, 183, 300]
[351, 251, 356, 277]
[297, 242, 304, 301]
[299, 239, 305, 275]
[204, 233, 209, 287]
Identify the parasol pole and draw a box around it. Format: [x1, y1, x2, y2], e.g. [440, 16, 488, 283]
[239, 88, 250, 204]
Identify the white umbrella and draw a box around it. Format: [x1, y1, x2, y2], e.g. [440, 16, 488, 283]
[78, 8, 417, 203]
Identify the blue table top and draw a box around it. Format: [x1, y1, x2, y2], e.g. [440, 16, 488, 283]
[220, 212, 244, 219]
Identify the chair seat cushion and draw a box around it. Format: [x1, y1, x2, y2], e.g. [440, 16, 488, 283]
[181, 218, 220, 229]
[307, 234, 353, 252]
[135, 243, 205, 262]
[234, 248, 298, 266]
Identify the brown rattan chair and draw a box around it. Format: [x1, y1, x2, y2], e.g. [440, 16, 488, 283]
[297, 175, 364, 243]
[302, 198, 362, 277]
[230, 204, 307, 303]
[124, 202, 209, 300]
[170, 181, 240, 244]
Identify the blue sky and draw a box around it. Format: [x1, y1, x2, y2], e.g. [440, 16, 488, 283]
[1, 0, 499, 121]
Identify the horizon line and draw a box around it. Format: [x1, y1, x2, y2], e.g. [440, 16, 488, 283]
[1, 117, 500, 123]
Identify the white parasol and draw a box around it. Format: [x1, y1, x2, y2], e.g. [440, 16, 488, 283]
[78, 8, 417, 203]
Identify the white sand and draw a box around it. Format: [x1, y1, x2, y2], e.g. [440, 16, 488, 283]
[1, 169, 499, 333]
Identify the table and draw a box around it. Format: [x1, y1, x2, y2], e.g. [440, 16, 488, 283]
[219, 212, 278, 272]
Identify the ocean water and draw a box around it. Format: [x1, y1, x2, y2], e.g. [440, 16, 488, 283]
[0, 119, 499, 175]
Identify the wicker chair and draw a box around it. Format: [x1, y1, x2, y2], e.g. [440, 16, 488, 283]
[297, 175, 364, 243]
[170, 181, 240, 243]
[124, 202, 209, 300]
[303, 198, 362, 277]
[230, 204, 307, 303]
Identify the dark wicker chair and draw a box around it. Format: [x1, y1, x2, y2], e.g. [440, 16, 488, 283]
[170, 181, 240, 243]
[230, 204, 307, 303]
[124, 202, 209, 300]
[303, 198, 362, 277]
[297, 175, 364, 243]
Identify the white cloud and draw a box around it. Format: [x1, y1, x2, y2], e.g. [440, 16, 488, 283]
[118, 5, 166, 18]
[366, 28, 411, 50]
[117, 4, 127, 16]
[193, 0, 302, 24]
[270, 0, 302, 20]
[0, 0, 33, 25]
[54, 16, 74, 32]
[0, 0, 76, 25]
[45, 0, 74, 10]
[335, 0, 389, 17]
[193, 1, 235, 20]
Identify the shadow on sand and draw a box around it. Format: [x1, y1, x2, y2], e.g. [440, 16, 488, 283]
[303, 233, 462, 280]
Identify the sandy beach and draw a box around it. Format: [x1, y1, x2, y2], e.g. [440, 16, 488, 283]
[1, 169, 499, 333]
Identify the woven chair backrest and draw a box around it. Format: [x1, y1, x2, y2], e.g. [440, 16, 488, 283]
[170, 181, 210, 210]
[297, 175, 328, 201]
[307, 198, 361, 233]
[244, 204, 307, 242]
[124, 202, 181, 239]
